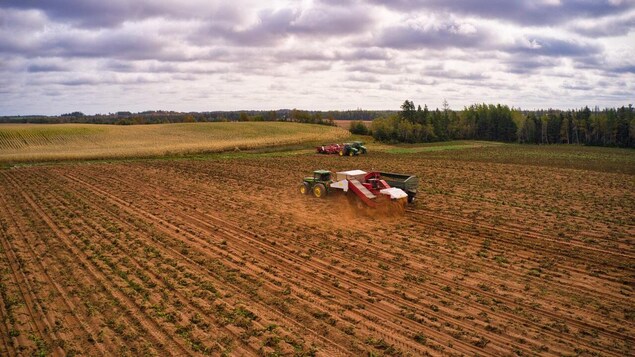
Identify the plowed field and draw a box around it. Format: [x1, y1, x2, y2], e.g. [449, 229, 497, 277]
[0, 146, 633, 356]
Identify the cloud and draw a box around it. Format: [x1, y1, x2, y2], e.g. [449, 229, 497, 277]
[370, 0, 635, 25]
[0, 8, 49, 54]
[194, 3, 376, 47]
[55, 74, 163, 86]
[423, 68, 489, 81]
[570, 12, 635, 37]
[374, 20, 488, 49]
[507, 36, 602, 57]
[562, 81, 595, 91]
[2, 0, 244, 28]
[504, 56, 563, 74]
[27, 63, 69, 72]
[609, 64, 635, 73]
[290, 4, 373, 35]
[347, 63, 401, 75]
[339, 48, 391, 61]
[347, 73, 380, 82]
[0, 0, 633, 114]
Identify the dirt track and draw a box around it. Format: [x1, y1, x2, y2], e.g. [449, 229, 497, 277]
[0, 152, 633, 356]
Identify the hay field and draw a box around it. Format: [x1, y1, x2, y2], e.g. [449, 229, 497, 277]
[0, 122, 350, 163]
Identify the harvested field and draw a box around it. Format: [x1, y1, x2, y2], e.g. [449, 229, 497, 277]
[333, 120, 370, 130]
[0, 144, 633, 356]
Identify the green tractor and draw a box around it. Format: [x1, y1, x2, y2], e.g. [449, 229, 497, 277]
[351, 141, 367, 154]
[339, 143, 359, 156]
[339, 141, 367, 156]
[300, 170, 332, 198]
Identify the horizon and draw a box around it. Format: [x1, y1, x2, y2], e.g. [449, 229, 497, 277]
[4, 103, 634, 118]
[1, 1, 634, 115]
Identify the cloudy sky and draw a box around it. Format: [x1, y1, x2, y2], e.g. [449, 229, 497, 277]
[1, 0, 633, 115]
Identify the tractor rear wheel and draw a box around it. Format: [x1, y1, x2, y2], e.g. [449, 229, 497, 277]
[313, 183, 327, 198]
[300, 182, 310, 195]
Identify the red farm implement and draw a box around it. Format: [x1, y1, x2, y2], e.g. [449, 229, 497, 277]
[300, 169, 418, 210]
[316, 144, 342, 154]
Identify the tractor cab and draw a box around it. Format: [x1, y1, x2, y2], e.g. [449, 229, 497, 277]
[313, 170, 331, 182]
[300, 170, 332, 198]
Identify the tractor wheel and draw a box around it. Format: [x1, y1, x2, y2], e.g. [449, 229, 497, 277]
[313, 183, 327, 198]
[300, 182, 310, 195]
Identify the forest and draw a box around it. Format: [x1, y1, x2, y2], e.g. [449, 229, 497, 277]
[351, 101, 635, 148]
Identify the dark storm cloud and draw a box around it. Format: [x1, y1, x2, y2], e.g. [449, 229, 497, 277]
[374, 21, 487, 49]
[370, 0, 635, 26]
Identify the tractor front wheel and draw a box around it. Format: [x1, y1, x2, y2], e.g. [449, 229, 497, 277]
[313, 183, 327, 198]
[300, 182, 310, 195]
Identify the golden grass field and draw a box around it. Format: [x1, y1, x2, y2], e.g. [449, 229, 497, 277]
[0, 122, 350, 163]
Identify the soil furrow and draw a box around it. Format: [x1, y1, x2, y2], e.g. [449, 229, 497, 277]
[2, 172, 195, 357]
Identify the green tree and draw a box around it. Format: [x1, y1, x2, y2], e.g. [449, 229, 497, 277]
[400, 100, 416, 123]
[349, 120, 369, 135]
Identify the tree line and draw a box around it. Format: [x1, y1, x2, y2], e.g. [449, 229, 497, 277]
[0, 109, 395, 125]
[350, 100, 634, 148]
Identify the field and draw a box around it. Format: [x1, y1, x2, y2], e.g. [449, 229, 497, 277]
[0, 138, 633, 356]
[333, 120, 371, 130]
[0, 122, 349, 163]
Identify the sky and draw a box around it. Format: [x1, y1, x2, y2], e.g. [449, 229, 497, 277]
[0, 0, 634, 115]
